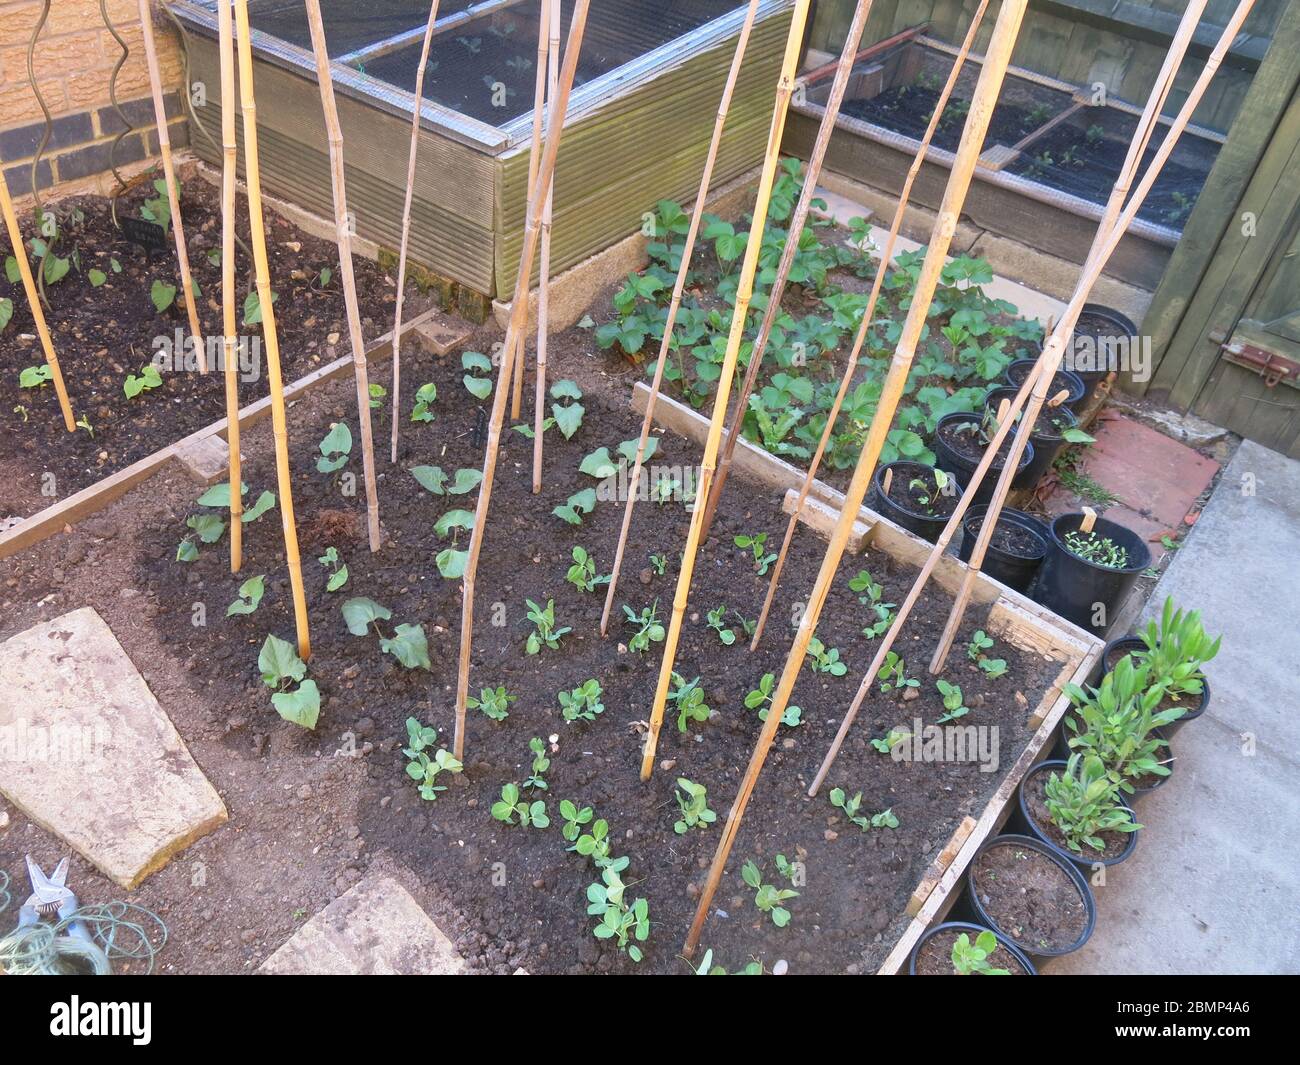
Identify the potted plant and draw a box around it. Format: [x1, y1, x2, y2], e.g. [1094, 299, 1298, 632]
[867, 460, 962, 542]
[1016, 756, 1140, 869]
[1101, 597, 1220, 735]
[933, 409, 1036, 503]
[963, 834, 1097, 960]
[1067, 303, 1138, 406]
[1061, 654, 1182, 796]
[907, 921, 1037, 975]
[984, 385, 1091, 487]
[957, 503, 1050, 593]
[1035, 511, 1151, 635]
[1004, 359, 1086, 409]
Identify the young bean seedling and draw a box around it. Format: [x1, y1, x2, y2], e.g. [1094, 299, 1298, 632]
[467, 685, 515, 721]
[524, 598, 571, 655]
[403, 718, 463, 801]
[828, 788, 899, 831]
[410, 382, 437, 423]
[559, 679, 605, 722]
[740, 859, 798, 928]
[258, 634, 320, 729]
[491, 783, 549, 828]
[316, 422, 352, 473]
[317, 547, 348, 592]
[673, 778, 716, 834]
[226, 574, 265, 617]
[341, 597, 431, 670]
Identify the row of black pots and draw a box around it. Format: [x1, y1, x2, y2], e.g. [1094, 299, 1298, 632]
[1002, 303, 1139, 410]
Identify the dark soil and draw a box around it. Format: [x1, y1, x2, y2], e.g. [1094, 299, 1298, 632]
[0, 310, 1068, 975]
[0, 171, 405, 519]
[964, 515, 1044, 559]
[842, 87, 1046, 154]
[971, 841, 1089, 953]
[1025, 768, 1132, 861]
[1075, 309, 1132, 341]
[1006, 362, 1079, 400]
[1007, 124, 1216, 230]
[913, 927, 1029, 975]
[936, 417, 1019, 468]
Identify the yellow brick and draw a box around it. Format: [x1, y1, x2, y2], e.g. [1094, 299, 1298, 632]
[0, 76, 67, 127]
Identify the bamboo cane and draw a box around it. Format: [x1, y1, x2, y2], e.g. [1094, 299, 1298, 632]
[510, 0, 552, 422]
[808, 0, 1233, 797]
[599, 0, 764, 636]
[684, 0, 1032, 958]
[696, 0, 875, 543]
[0, 169, 75, 432]
[305, 0, 383, 554]
[389, 0, 442, 465]
[136, 0, 206, 372]
[750, 0, 991, 649]
[217, 0, 243, 569]
[640, 0, 814, 783]
[454, 0, 591, 759]
[234, 0, 311, 658]
[925, 0, 1243, 674]
[531, 0, 560, 494]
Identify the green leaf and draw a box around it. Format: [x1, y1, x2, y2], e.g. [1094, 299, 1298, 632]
[151, 280, 177, 313]
[87, 268, 107, 288]
[434, 509, 475, 537]
[241, 490, 276, 523]
[4, 255, 19, 283]
[437, 548, 469, 579]
[462, 351, 492, 373]
[617, 437, 657, 464]
[579, 447, 617, 479]
[259, 634, 307, 687]
[18, 364, 51, 388]
[552, 401, 585, 440]
[0, 298, 11, 331]
[186, 513, 226, 544]
[464, 375, 492, 400]
[381, 623, 431, 670]
[272, 679, 320, 729]
[243, 289, 277, 325]
[341, 596, 391, 636]
[197, 481, 247, 508]
[550, 379, 582, 401]
[447, 468, 483, 495]
[410, 465, 448, 494]
[226, 574, 266, 617]
[43, 255, 69, 285]
[326, 565, 349, 592]
[176, 538, 199, 562]
[316, 423, 353, 474]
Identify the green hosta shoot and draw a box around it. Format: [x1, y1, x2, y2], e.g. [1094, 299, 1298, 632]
[741, 860, 797, 928]
[586, 867, 650, 962]
[124, 364, 163, 399]
[622, 601, 665, 653]
[559, 799, 594, 842]
[316, 422, 352, 473]
[668, 673, 710, 733]
[1043, 752, 1142, 854]
[317, 547, 349, 592]
[828, 788, 899, 831]
[524, 736, 550, 790]
[462, 351, 493, 399]
[951, 930, 1010, 976]
[467, 685, 515, 721]
[734, 532, 777, 575]
[877, 651, 919, 694]
[258, 634, 320, 729]
[744, 673, 802, 727]
[673, 778, 715, 834]
[559, 679, 604, 722]
[936, 679, 970, 723]
[871, 726, 913, 754]
[226, 574, 265, 617]
[565, 546, 610, 593]
[410, 382, 437, 423]
[707, 604, 736, 645]
[340, 597, 431, 670]
[403, 718, 462, 800]
[525, 598, 570, 654]
[491, 783, 548, 828]
[806, 636, 847, 676]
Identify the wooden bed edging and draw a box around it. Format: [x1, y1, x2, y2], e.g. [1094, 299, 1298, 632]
[629, 379, 1105, 972]
[0, 307, 444, 562]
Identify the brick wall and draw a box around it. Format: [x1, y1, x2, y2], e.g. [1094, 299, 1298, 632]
[0, 0, 186, 199]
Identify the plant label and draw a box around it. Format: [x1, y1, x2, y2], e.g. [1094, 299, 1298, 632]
[121, 217, 168, 256]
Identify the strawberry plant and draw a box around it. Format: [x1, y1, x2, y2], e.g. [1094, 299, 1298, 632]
[936, 679, 970, 723]
[525, 598, 571, 654]
[403, 718, 462, 800]
[741, 859, 797, 928]
[951, 930, 1011, 975]
[467, 685, 515, 721]
[258, 634, 320, 729]
[317, 547, 349, 591]
[744, 673, 802, 727]
[734, 532, 777, 575]
[829, 788, 899, 831]
[559, 679, 604, 722]
[622, 601, 665, 654]
[565, 546, 609, 593]
[673, 778, 716, 834]
[491, 783, 549, 828]
[668, 673, 710, 733]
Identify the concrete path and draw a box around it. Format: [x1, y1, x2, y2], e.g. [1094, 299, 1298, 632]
[1050, 440, 1300, 974]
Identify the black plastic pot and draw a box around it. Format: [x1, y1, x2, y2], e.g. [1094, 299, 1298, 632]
[1035, 512, 1151, 636]
[1068, 303, 1139, 407]
[958, 503, 1049, 594]
[1005, 359, 1086, 410]
[932, 412, 1036, 504]
[984, 385, 1082, 488]
[907, 920, 1038, 975]
[1102, 635, 1209, 735]
[867, 460, 964, 543]
[962, 833, 1097, 960]
[1014, 760, 1139, 870]
[1128, 726, 1176, 800]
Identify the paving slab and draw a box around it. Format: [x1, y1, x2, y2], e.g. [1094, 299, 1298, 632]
[1050, 440, 1300, 974]
[260, 874, 467, 975]
[175, 434, 240, 486]
[0, 607, 228, 889]
[1085, 415, 1221, 527]
[413, 313, 476, 357]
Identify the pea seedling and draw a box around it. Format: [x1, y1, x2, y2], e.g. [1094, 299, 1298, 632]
[649, 553, 668, 575]
[491, 783, 549, 828]
[744, 673, 802, 727]
[559, 799, 594, 842]
[565, 546, 610, 593]
[668, 673, 710, 733]
[1064, 529, 1129, 569]
[559, 679, 605, 722]
[741, 859, 798, 928]
[467, 685, 515, 721]
[707, 604, 736, 645]
[967, 629, 994, 661]
[403, 718, 463, 800]
[871, 726, 913, 754]
[978, 657, 1008, 679]
[317, 546, 349, 592]
[586, 867, 650, 962]
[828, 788, 899, 831]
[524, 598, 571, 654]
[673, 778, 716, 834]
[622, 601, 666, 653]
[524, 736, 550, 790]
[936, 679, 970, 723]
[877, 651, 919, 694]
[571, 817, 625, 871]
[806, 636, 848, 676]
[734, 532, 777, 575]
[849, 569, 896, 638]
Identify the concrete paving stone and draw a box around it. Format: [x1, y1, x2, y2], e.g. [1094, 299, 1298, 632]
[1086, 416, 1221, 527]
[175, 435, 240, 486]
[0, 607, 228, 889]
[260, 874, 467, 975]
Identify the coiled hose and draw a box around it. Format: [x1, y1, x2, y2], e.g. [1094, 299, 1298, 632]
[0, 899, 168, 976]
